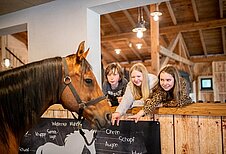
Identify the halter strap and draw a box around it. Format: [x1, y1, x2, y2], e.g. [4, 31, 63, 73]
[60, 57, 106, 145]
[61, 58, 106, 108]
[61, 58, 83, 104]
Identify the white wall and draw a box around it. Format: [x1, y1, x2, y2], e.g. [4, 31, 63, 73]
[0, 0, 162, 83]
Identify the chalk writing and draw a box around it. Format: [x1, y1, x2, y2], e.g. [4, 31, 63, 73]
[105, 129, 120, 135]
[132, 150, 142, 154]
[19, 147, 29, 152]
[20, 118, 161, 154]
[46, 129, 58, 134]
[105, 141, 119, 149]
[119, 136, 135, 144]
[51, 121, 67, 126]
[69, 122, 76, 126]
[35, 132, 46, 138]
[49, 135, 57, 140]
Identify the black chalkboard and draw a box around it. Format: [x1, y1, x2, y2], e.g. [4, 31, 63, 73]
[19, 118, 161, 154]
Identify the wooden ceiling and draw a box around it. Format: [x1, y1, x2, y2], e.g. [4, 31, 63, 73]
[101, 0, 226, 68]
[1, 0, 226, 71]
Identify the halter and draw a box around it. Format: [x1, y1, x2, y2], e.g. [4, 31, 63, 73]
[60, 58, 105, 145]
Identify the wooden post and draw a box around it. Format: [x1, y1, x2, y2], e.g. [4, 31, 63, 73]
[150, 4, 160, 75]
[0, 35, 7, 71]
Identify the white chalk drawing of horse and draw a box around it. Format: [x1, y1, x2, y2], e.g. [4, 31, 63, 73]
[36, 129, 96, 154]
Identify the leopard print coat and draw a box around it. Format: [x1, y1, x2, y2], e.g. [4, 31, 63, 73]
[143, 77, 192, 115]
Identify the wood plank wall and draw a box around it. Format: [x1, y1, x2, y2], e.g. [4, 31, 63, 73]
[42, 104, 226, 154]
[154, 114, 223, 154]
[213, 61, 226, 102]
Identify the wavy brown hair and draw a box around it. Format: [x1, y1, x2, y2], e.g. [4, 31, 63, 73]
[104, 62, 123, 81]
[158, 65, 181, 102]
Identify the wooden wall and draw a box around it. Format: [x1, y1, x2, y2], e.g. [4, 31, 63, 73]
[213, 61, 226, 102]
[194, 61, 226, 102]
[44, 103, 226, 154]
[155, 115, 223, 153]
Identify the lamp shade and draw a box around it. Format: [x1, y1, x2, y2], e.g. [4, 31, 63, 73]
[132, 21, 147, 33]
[150, 11, 162, 21]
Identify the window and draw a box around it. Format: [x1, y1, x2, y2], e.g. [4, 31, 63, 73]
[201, 78, 213, 90]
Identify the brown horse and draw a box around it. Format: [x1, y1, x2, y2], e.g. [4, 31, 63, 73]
[0, 41, 112, 154]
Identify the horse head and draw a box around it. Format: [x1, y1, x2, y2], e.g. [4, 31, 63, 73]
[60, 41, 112, 129]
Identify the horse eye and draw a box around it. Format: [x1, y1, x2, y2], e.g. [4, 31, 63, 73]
[85, 78, 92, 84]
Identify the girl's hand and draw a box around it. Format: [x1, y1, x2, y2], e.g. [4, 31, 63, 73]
[111, 112, 121, 126]
[117, 97, 123, 103]
[127, 110, 144, 123]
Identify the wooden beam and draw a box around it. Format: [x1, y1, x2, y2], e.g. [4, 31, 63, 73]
[155, 103, 226, 116]
[159, 35, 168, 47]
[199, 30, 208, 56]
[168, 33, 180, 51]
[143, 6, 150, 21]
[190, 55, 226, 62]
[179, 34, 193, 79]
[101, 59, 108, 67]
[221, 26, 226, 54]
[191, 0, 199, 21]
[166, 1, 177, 25]
[120, 60, 152, 69]
[124, 39, 143, 60]
[122, 10, 136, 28]
[130, 103, 226, 116]
[101, 32, 150, 42]
[0, 36, 7, 71]
[219, 0, 223, 18]
[55, 103, 226, 117]
[160, 33, 180, 68]
[100, 26, 105, 36]
[150, 4, 160, 75]
[180, 34, 191, 58]
[101, 47, 118, 62]
[102, 18, 226, 41]
[160, 18, 226, 34]
[104, 14, 121, 33]
[160, 46, 194, 66]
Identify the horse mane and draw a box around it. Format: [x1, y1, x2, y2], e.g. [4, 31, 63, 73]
[0, 57, 63, 146]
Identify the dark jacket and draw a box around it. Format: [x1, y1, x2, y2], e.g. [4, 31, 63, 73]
[102, 78, 128, 106]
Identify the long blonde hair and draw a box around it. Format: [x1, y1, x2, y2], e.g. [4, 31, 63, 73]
[129, 63, 150, 100]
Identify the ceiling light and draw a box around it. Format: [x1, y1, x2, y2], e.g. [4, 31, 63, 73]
[3, 58, 11, 68]
[132, 7, 146, 38]
[150, 11, 162, 21]
[136, 43, 142, 49]
[114, 49, 121, 54]
[150, 4, 162, 21]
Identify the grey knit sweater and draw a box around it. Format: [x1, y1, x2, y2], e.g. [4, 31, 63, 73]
[115, 74, 158, 116]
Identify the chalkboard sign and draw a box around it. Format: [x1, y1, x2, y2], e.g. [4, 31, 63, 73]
[19, 118, 161, 154]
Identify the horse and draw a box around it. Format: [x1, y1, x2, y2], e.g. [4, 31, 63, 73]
[0, 41, 112, 154]
[36, 129, 96, 154]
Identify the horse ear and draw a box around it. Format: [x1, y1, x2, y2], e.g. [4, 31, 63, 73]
[76, 41, 85, 62]
[83, 48, 89, 58]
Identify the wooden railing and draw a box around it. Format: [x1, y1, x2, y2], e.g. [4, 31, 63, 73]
[111, 102, 226, 116]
